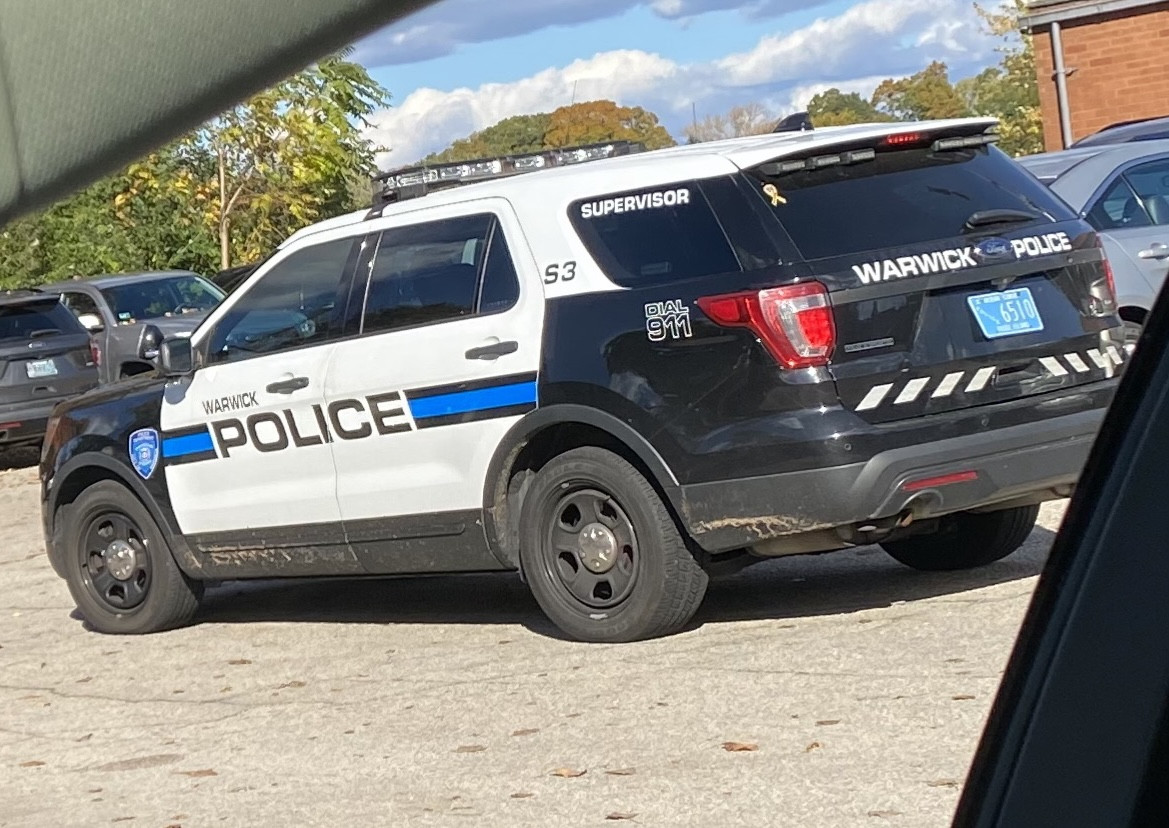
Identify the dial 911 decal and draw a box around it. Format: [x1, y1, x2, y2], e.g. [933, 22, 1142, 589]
[645, 300, 692, 342]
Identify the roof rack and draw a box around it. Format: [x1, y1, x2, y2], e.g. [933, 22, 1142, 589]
[370, 140, 647, 209]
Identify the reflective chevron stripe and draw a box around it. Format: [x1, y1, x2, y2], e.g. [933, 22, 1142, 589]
[852, 347, 1124, 411]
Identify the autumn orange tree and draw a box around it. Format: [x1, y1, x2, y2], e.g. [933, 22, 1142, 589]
[422, 100, 676, 164]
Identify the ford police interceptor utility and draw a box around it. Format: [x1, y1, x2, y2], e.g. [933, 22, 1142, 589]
[39, 117, 1126, 642]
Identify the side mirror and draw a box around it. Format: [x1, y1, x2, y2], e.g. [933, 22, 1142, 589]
[158, 337, 193, 377]
[139, 324, 164, 360]
[77, 312, 104, 332]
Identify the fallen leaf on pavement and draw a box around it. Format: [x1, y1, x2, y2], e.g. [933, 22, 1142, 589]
[277, 681, 306, 689]
[868, 810, 903, 818]
[511, 728, 540, 737]
[510, 792, 534, 799]
[19, 760, 45, 767]
[227, 659, 252, 666]
[455, 745, 487, 753]
[606, 812, 638, 821]
[927, 779, 960, 788]
[551, 767, 587, 778]
[178, 769, 217, 778]
[805, 741, 822, 752]
[605, 768, 636, 776]
[721, 742, 758, 752]
[815, 720, 841, 726]
[952, 695, 975, 701]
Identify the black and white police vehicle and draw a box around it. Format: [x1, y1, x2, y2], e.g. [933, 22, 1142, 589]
[40, 118, 1127, 642]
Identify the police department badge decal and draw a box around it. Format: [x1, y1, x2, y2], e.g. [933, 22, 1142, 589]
[129, 429, 160, 480]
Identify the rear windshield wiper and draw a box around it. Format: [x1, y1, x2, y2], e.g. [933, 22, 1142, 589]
[964, 208, 1041, 232]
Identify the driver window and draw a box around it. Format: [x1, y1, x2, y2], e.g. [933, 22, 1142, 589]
[204, 237, 357, 364]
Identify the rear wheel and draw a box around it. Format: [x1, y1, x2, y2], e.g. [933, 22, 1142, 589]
[518, 447, 708, 643]
[60, 481, 202, 634]
[880, 505, 1039, 572]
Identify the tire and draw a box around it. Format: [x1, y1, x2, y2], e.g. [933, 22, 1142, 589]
[880, 505, 1040, 572]
[518, 447, 708, 643]
[59, 480, 202, 634]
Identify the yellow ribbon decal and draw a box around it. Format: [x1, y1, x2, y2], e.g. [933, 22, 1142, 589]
[763, 183, 786, 206]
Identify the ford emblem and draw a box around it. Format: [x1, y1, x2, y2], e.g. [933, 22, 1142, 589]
[974, 237, 1014, 261]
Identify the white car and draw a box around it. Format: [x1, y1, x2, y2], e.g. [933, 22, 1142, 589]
[40, 120, 1126, 643]
[1018, 140, 1169, 350]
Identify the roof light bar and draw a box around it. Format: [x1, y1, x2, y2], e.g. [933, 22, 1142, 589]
[932, 133, 1001, 151]
[372, 140, 647, 206]
[761, 147, 877, 176]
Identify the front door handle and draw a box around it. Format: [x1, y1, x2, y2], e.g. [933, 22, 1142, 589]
[266, 376, 310, 394]
[1139, 243, 1169, 260]
[465, 340, 519, 361]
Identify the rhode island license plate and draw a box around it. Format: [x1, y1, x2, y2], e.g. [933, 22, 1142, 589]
[25, 358, 58, 378]
[966, 287, 1044, 340]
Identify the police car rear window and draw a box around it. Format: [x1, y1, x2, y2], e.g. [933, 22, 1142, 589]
[569, 181, 744, 286]
[747, 147, 1075, 261]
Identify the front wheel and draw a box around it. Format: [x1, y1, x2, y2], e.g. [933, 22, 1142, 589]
[880, 505, 1040, 572]
[518, 447, 708, 643]
[59, 481, 202, 634]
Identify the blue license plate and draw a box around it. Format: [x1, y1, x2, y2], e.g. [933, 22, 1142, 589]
[966, 287, 1044, 339]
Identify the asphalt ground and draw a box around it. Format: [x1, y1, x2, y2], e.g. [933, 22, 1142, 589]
[0, 449, 1062, 827]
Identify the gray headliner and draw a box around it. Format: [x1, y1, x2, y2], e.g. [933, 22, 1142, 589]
[0, 0, 435, 225]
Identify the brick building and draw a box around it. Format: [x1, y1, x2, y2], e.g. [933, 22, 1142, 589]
[1021, 0, 1169, 151]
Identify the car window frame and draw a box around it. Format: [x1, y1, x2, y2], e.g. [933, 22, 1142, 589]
[350, 209, 523, 340]
[193, 232, 366, 368]
[60, 289, 103, 321]
[1081, 152, 1169, 230]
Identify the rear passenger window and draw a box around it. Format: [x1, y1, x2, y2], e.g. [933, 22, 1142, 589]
[362, 213, 519, 335]
[570, 182, 743, 287]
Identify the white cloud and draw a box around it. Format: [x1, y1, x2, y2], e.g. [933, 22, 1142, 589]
[353, 0, 838, 66]
[366, 0, 997, 166]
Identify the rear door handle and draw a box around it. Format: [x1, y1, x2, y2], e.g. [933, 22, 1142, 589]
[266, 376, 310, 394]
[465, 340, 518, 361]
[1139, 243, 1169, 260]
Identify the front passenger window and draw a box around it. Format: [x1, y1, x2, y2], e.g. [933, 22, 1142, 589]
[204, 237, 357, 364]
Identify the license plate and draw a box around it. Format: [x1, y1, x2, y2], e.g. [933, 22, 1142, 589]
[25, 358, 58, 378]
[967, 287, 1044, 339]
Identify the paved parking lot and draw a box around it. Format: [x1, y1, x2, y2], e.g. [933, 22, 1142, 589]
[0, 451, 1063, 827]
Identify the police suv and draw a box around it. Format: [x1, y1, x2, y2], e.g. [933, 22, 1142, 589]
[40, 118, 1126, 642]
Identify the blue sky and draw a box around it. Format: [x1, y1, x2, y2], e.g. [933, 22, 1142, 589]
[352, 0, 1004, 166]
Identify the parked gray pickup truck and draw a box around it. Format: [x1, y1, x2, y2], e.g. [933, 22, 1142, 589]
[41, 271, 224, 383]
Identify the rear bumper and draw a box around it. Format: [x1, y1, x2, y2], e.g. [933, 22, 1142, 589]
[0, 395, 84, 445]
[677, 404, 1104, 553]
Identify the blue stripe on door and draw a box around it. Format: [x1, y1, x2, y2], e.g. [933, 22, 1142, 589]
[162, 430, 215, 458]
[408, 381, 538, 420]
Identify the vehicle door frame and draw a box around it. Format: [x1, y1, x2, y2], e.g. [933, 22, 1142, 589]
[158, 226, 374, 565]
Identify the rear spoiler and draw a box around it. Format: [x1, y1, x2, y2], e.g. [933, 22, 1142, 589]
[0, 288, 62, 308]
[754, 120, 1001, 177]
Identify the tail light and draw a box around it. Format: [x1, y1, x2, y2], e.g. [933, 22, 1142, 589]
[89, 338, 101, 367]
[697, 282, 836, 369]
[1088, 234, 1118, 315]
[1104, 257, 1117, 304]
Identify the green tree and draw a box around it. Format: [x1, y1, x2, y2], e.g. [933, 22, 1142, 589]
[956, 1, 1042, 156]
[807, 89, 895, 126]
[0, 51, 388, 288]
[872, 61, 971, 121]
[130, 50, 388, 269]
[422, 113, 552, 164]
[543, 100, 676, 150]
